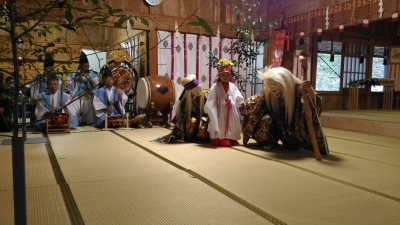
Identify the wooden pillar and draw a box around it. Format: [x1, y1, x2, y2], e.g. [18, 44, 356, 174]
[348, 83, 360, 110]
[382, 84, 395, 110]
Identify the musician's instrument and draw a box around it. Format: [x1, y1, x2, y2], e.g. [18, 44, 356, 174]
[111, 67, 134, 94]
[106, 116, 124, 127]
[136, 76, 176, 111]
[45, 113, 70, 133]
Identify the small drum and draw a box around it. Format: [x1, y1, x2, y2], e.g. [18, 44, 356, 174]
[46, 113, 70, 125]
[111, 67, 134, 94]
[136, 76, 176, 111]
[45, 113, 70, 133]
[107, 116, 124, 127]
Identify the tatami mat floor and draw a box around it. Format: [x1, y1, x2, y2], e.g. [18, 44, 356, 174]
[1, 119, 400, 225]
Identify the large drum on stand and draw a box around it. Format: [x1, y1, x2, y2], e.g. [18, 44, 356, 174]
[136, 76, 176, 127]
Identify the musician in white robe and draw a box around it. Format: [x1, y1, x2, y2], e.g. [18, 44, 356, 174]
[67, 51, 99, 125]
[33, 78, 78, 131]
[204, 60, 244, 147]
[30, 54, 62, 99]
[93, 67, 127, 128]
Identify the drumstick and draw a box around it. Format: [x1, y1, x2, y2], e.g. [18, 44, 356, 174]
[59, 88, 63, 112]
[298, 53, 322, 160]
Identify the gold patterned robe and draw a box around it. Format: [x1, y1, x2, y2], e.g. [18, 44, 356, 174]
[160, 89, 209, 143]
[239, 86, 329, 155]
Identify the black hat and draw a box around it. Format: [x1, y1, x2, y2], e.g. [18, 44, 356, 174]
[43, 54, 54, 68]
[79, 51, 89, 64]
[101, 66, 112, 79]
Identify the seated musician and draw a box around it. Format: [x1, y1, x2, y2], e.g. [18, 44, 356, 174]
[33, 76, 79, 131]
[155, 74, 209, 143]
[30, 54, 62, 99]
[93, 67, 128, 128]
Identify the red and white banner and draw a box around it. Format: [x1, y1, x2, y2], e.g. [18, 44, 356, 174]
[271, 29, 286, 67]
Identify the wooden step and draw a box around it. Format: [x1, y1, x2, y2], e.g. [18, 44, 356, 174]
[320, 110, 400, 138]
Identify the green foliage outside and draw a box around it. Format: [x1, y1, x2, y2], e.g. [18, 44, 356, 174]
[316, 53, 341, 91]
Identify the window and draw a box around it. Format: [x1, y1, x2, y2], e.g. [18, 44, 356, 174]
[342, 43, 368, 89]
[371, 46, 388, 92]
[249, 43, 264, 96]
[315, 40, 342, 91]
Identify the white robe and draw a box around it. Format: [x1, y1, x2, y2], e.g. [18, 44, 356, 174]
[93, 86, 128, 127]
[67, 70, 99, 124]
[204, 82, 244, 140]
[30, 73, 62, 99]
[34, 90, 78, 129]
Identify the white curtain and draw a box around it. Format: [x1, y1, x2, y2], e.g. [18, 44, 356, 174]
[157, 32, 258, 109]
[158, 31, 172, 78]
[220, 38, 232, 59]
[120, 35, 141, 72]
[173, 32, 185, 104]
[210, 37, 220, 84]
[199, 36, 211, 89]
[185, 34, 198, 76]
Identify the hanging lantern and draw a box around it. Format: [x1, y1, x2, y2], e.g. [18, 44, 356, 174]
[299, 32, 305, 45]
[383, 56, 388, 65]
[317, 28, 322, 42]
[359, 53, 364, 64]
[339, 24, 345, 40]
[392, 12, 399, 31]
[383, 48, 388, 65]
[362, 19, 369, 35]
[18, 56, 23, 66]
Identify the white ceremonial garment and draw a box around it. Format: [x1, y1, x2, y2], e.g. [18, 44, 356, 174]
[204, 82, 244, 140]
[67, 94, 96, 124]
[35, 92, 63, 119]
[93, 86, 127, 118]
[30, 74, 62, 100]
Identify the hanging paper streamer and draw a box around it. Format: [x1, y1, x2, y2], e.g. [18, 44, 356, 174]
[362, 19, 369, 35]
[299, 32, 305, 46]
[339, 24, 345, 40]
[330, 52, 335, 62]
[392, 13, 399, 31]
[271, 29, 286, 67]
[317, 28, 322, 42]
[216, 25, 220, 39]
[174, 20, 181, 39]
[378, 0, 383, 18]
[325, 6, 330, 30]
[126, 19, 132, 32]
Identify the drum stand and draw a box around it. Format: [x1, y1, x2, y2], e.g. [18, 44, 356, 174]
[119, 113, 132, 130]
[102, 113, 131, 131]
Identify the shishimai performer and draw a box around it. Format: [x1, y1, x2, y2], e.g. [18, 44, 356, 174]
[156, 74, 209, 143]
[239, 66, 329, 155]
